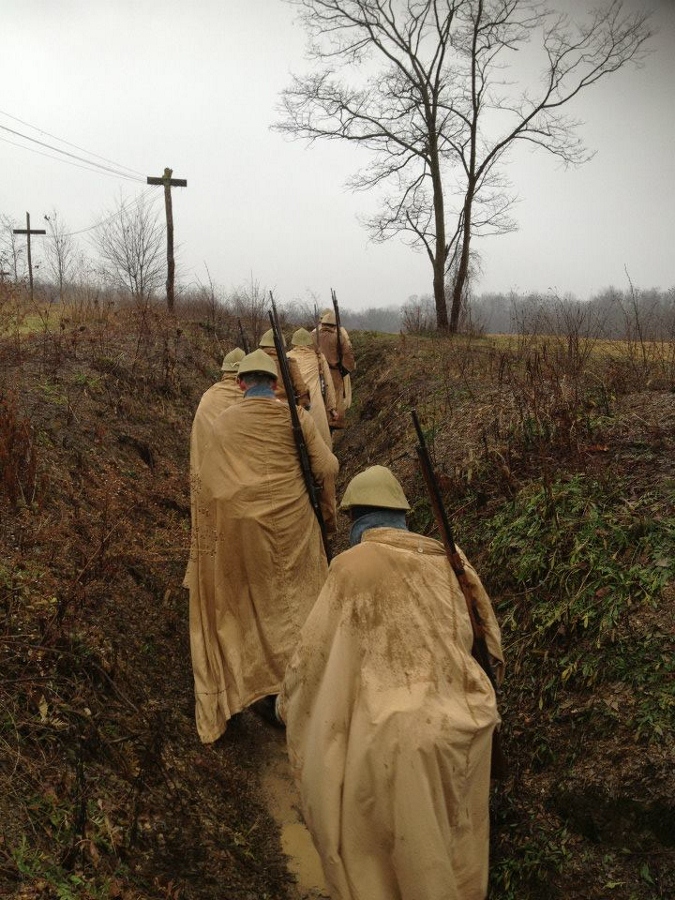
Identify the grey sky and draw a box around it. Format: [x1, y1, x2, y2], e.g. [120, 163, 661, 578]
[1, 0, 673, 312]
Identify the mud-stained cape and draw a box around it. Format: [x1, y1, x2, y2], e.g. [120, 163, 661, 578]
[288, 344, 337, 447]
[187, 396, 338, 744]
[312, 324, 355, 428]
[183, 374, 242, 590]
[280, 527, 504, 900]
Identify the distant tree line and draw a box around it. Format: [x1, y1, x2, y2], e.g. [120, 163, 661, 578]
[2, 208, 672, 342]
[400, 287, 675, 341]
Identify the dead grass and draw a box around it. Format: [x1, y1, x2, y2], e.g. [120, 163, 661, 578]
[0, 301, 294, 899]
[1, 290, 673, 899]
[342, 329, 674, 900]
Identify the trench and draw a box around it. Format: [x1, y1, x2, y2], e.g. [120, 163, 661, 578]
[259, 728, 329, 900]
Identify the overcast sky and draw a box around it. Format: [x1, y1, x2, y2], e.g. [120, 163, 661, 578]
[1, 0, 673, 312]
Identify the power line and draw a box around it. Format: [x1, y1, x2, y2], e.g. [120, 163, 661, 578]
[0, 108, 146, 179]
[0, 122, 145, 182]
[60, 188, 163, 237]
[0, 139, 162, 239]
[0, 133, 144, 183]
[0, 110, 174, 253]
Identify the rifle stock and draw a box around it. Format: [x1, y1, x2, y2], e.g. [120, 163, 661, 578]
[411, 410, 507, 780]
[268, 295, 331, 562]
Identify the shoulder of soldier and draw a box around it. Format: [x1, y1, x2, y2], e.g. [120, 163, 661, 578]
[198, 383, 218, 402]
[328, 541, 387, 582]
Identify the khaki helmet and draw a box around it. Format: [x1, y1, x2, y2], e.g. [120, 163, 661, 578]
[221, 347, 245, 372]
[339, 466, 410, 512]
[291, 327, 314, 347]
[237, 349, 278, 380]
[259, 328, 285, 348]
[320, 310, 337, 325]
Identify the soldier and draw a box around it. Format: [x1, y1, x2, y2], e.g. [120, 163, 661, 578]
[279, 465, 504, 900]
[312, 309, 355, 430]
[288, 327, 337, 447]
[183, 347, 245, 591]
[187, 349, 338, 744]
[189, 347, 245, 474]
[259, 328, 310, 409]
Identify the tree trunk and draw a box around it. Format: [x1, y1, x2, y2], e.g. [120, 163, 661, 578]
[430, 142, 449, 331]
[433, 257, 448, 331]
[450, 192, 473, 333]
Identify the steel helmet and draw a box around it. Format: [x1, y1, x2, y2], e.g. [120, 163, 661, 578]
[221, 347, 245, 372]
[259, 328, 286, 348]
[291, 327, 314, 347]
[339, 466, 411, 511]
[320, 310, 337, 325]
[237, 349, 278, 380]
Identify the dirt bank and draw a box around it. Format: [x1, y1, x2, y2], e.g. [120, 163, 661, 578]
[1, 311, 673, 899]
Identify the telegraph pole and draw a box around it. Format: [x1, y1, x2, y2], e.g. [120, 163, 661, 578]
[147, 167, 187, 313]
[13, 212, 46, 302]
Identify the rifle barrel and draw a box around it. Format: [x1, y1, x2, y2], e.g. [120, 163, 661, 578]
[411, 411, 458, 557]
[411, 409, 506, 777]
[331, 288, 344, 374]
[268, 297, 331, 561]
[237, 318, 250, 355]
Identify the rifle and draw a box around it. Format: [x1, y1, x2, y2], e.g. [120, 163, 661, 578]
[411, 409, 508, 780]
[330, 288, 348, 379]
[268, 293, 331, 561]
[314, 303, 327, 402]
[237, 318, 250, 355]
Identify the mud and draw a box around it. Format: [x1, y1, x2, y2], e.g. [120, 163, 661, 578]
[260, 729, 329, 900]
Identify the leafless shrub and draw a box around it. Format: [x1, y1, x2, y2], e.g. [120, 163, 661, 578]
[0, 391, 39, 508]
[90, 192, 165, 306]
[229, 277, 271, 346]
[401, 294, 436, 334]
[0, 213, 25, 283]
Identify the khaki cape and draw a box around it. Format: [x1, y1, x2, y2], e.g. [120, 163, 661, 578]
[188, 396, 339, 744]
[343, 373, 352, 409]
[184, 374, 242, 589]
[189, 374, 242, 480]
[280, 528, 504, 900]
[312, 325, 355, 428]
[288, 344, 337, 447]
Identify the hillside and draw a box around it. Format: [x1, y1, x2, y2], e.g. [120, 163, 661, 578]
[1, 303, 673, 899]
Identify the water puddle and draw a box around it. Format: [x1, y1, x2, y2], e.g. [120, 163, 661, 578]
[260, 731, 329, 900]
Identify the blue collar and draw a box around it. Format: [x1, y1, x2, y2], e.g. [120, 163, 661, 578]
[349, 510, 408, 546]
[244, 383, 276, 399]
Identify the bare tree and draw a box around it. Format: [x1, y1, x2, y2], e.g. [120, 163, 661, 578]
[276, 0, 651, 332]
[43, 209, 76, 300]
[0, 214, 25, 283]
[91, 192, 165, 304]
[230, 277, 271, 346]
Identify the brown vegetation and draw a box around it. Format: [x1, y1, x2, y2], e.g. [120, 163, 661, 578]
[1, 289, 673, 899]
